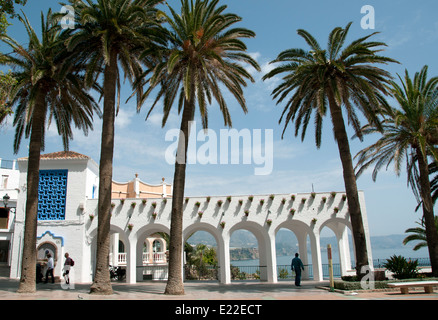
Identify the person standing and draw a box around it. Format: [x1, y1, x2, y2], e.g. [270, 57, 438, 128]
[63, 253, 74, 285]
[44, 253, 55, 284]
[291, 253, 304, 287]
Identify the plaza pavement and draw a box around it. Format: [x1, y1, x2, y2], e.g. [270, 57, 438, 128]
[0, 276, 437, 301]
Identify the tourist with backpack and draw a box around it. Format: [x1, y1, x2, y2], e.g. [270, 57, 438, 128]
[63, 252, 74, 285]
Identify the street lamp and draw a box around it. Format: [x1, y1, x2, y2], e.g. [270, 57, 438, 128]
[2, 194, 10, 207]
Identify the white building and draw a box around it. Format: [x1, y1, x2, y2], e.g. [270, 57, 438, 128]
[8, 151, 169, 283]
[5, 151, 373, 284]
[0, 158, 19, 269]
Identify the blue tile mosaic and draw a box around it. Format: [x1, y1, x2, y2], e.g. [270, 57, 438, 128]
[37, 170, 68, 220]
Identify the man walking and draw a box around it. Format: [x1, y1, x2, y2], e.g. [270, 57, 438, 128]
[44, 253, 55, 284]
[291, 253, 304, 286]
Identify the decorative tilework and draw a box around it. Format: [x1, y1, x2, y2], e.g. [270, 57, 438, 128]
[37, 170, 68, 220]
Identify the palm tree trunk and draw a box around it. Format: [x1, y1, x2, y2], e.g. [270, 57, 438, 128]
[327, 91, 369, 278]
[17, 90, 46, 293]
[164, 97, 194, 295]
[416, 148, 438, 276]
[90, 49, 118, 295]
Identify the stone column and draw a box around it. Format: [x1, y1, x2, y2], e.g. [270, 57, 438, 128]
[296, 231, 310, 280]
[309, 230, 323, 281]
[126, 239, 136, 284]
[111, 233, 119, 267]
[265, 231, 277, 283]
[218, 232, 231, 284]
[337, 225, 352, 276]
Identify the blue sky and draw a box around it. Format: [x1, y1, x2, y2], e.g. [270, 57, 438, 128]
[1, 0, 437, 237]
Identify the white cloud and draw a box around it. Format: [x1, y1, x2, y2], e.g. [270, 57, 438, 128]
[183, 164, 345, 197]
[115, 108, 134, 129]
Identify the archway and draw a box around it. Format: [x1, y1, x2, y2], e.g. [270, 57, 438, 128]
[275, 220, 313, 280]
[184, 222, 223, 282]
[229, 221, 273, 282]
[135, 224, 170, 281]
[185, 228, 219, 280]
[88, 224, 129, 282]
[319, 218, 354, 277]
[275, 228, 298, 280]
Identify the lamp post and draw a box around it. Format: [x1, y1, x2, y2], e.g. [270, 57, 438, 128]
[2, 194, 10, 208]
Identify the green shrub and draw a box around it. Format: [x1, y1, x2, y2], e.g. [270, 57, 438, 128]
[383, 255, 419, 279]
[334, 279, 391, 290]
[278, 268, 289, 279]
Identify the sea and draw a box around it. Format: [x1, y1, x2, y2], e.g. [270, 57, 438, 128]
[231, 246, 430, 267]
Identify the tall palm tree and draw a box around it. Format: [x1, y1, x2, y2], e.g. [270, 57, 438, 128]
[263, 22, 397, 278]
[142, 0, 260, 294]
[0, 10, 100, 293]
[355, 66, 438, 276]
[61, 0, 166, 295]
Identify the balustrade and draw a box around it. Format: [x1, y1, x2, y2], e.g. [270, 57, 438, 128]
[110, 252, 166, 266]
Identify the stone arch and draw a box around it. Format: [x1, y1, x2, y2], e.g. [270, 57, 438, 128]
[183, 222, 222, 246]
[183, 222, 224, 282]
[318, 217, 352, 235]
[275, 220, 313, 279]
[37, 241, 58, 263]
[135, 223, 170, 281]
[87, 223, 128, 241]
[135, 223, 170, 257]
[229, 221, 275, 282]
[88, 224, 130, 281]
[319, 217, 354, 276]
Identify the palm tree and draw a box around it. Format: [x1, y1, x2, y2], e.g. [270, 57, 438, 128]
[142, 0, 260, 294]
[263, 22, 397, 278]
[403, 217, 438, 251]
[61, 0, 166, 295]
[355, 66, 438, 276]
[0, 10, 100, 293]
[428, 161, 438, 205]
[0, 71, 16, 125]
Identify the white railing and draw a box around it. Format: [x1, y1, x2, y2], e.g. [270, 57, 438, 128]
[110, 252, 166, 266]
[118, 253, 127, 265]
[143, 252, 165, 264]
[152, 252, 165, 263]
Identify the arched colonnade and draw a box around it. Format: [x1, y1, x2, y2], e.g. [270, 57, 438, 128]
[85, 192, 372, 284]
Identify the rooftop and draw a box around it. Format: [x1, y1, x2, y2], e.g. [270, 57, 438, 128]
[19, 151, 90, 161]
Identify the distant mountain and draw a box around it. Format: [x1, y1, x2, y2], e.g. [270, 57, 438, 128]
[187, 230, 419, 253]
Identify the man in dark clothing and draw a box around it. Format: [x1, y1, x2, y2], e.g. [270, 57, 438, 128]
[291, 253, 304, 286]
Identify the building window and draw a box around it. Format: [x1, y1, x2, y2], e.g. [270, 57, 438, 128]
[0, 208, 9, 229]
[38, 170, 68, 220]
[92, 185, 97, 199]
[153, 240, 162, 252]
[1, 175, 8, 189]
[118, 240, 125, 253]
[0, 240, 9, 263]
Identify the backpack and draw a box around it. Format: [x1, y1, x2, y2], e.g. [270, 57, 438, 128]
[70, 258, 75, 267]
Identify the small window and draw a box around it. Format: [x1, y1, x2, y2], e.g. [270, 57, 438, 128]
[0, 208, 9, 229]
[0, 240, 9, 263]
[153, 240, 162, 252]
[118, 240, 125, 253]
[1, 175, 8, 189]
